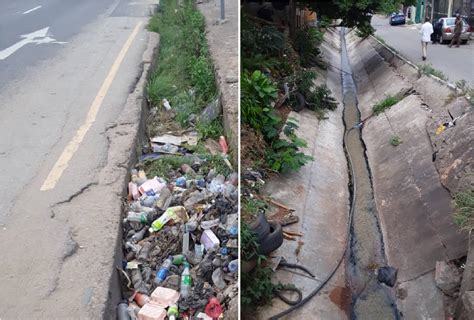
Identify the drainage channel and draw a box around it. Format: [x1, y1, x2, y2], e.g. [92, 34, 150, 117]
[340, 28, 400, 319]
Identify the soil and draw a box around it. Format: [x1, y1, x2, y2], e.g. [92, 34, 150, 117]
[240, 124, 266, 171]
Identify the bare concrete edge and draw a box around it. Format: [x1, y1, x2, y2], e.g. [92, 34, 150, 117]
[368, 35, 461, 92]
[100, 31, 160, 319]
[197, 6, 238, 165]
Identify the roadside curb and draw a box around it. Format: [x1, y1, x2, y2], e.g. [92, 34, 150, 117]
[99, 31, 160, 317]
[369, 34, 461, 92]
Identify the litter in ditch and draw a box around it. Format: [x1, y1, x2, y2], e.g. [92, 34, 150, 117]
[117, 137, 238, 319]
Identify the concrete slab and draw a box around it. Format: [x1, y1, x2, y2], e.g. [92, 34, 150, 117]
[256, 29, 350, 319]
[397, 272, 445, 320]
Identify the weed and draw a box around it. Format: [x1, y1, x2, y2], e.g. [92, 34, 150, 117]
[196, 119, 224, 140]
[453, 191, 474, 231]
[295, 27, 325, 68]
[418, 64, 448, 81]
[390, 135, 402, 146]
[407, 20, 414, 25]
[143, 155, 193, 179]
[241, 198, 267, 219]
[375, 35, 386, 44]
[373, 95, 400, 115]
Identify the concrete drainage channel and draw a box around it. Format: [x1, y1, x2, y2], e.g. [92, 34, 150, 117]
[340, 28, 400, 319]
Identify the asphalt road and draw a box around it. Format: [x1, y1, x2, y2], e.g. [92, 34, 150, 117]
[0, 0, 155, 317]
[372, 15, 474, 85]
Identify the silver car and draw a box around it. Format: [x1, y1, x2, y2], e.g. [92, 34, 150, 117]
[434, 17, 472, 44]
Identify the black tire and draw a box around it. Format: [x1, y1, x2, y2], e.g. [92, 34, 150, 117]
[292, 92, 305, 112]
[249, 212, 270, 243]
[462, 39, 468, 44]
[258, 222, 284, 255]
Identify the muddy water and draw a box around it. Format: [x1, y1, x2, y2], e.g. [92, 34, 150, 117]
[340, 28, 400, 319]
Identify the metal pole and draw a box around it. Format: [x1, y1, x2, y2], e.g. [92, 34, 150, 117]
[219, 0, 225, 20]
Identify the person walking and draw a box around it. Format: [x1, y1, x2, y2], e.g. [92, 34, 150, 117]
[449, 14, 463, 48]
[420, 17, 434, 61]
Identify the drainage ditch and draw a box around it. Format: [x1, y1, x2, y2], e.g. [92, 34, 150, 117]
[340, 28, 401, 319]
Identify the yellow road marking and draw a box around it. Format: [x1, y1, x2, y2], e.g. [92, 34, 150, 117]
[40, 21, 143, 191]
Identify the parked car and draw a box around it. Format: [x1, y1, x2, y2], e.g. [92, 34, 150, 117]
[390, 12, 406, 25]
[432, 17, 472, 44]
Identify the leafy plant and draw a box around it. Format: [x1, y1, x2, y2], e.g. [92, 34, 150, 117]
[241, 70, 281, 140]
[373, 94, 400, 115]
[390, 135, 402, 146]
[453, 191, 474, 231]
[266, 119, 314, 173]
[295, 27, 325, 67]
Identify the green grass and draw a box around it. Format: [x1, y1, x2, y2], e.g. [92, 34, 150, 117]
[453, 191, 474, 231]
[417, 64, 448, 81]
[390, 135, 402, 146]
[147, 0, 219, 128]
[141, 153, 231, 180]
[372, 95, 401, 115]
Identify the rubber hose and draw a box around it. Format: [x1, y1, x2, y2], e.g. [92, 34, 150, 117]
[268, 128, 357, 320]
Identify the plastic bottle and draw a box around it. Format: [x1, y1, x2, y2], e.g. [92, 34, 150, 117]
[130, 228, 147, 243]
[124, 211, 150, 224]
[155, 256, 173, 284]
[117, 302, 130, 320]
[228, 259, 238, 273]
[167, 305, 179, 320]
[162, 98, 172, 110]
[172, 254, 186, 265]
[149, 211, 172, 233]
[180, 261, 192, 299]
[176, 176, 187, 188]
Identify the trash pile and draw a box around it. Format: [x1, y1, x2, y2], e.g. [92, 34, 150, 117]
[117, 151, 238, 320]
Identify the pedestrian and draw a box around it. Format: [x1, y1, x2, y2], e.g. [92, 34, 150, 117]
[420, 17, 434, 61]
[449, 14, 463, 48]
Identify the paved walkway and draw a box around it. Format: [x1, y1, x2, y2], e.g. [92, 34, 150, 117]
[372, 15, 474, 85]
[197, 0, 238, 161]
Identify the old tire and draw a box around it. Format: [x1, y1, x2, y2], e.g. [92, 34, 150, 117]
[258, 222, 284, 255]
[291, 92, 305, 112]
[249, 212, 271, 243]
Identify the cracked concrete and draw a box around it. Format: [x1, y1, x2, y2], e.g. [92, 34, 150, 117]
[345, 29, 470, 319]
[0, 4, 159, 316]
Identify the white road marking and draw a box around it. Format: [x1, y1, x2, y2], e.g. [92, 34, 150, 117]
[0, 27, 66, 60]
[40, 21, 143, 191]
[22, 6, 42, 15]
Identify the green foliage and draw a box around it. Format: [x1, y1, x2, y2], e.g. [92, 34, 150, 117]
[241, 198, 267, 220]
[453, 191, 474, 231]
[295, 27, 324, 67]
[390, 135, 402, 146]
[146, 0, 221, 133]
[418, 64, 448, 81]
[290, 70, 338, 113]
[241, 15, 286, 58]
[241, 70, 281, 140]
[266, 119, 314, 173]
[372, 95, 400, 115]
[196, 119, 224, 140]
[241, 222, 260, 261]
[241, 222, 279, 306]
[241, 263, 276, 306]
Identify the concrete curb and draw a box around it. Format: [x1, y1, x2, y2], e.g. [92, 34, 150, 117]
[369, 34, 461, 92]
[99, 31, 160, 318]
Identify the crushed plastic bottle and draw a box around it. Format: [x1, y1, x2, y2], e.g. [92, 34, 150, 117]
[228, 259, 238, 273]
[117, 302, 130, 320]
[124, 211, 151, 224]
[167, 304, 179, 320]
[155, 256, 173, 284]
[176, 176, 187, 188]
[172, 254, 185, 265]
[180, 261, 192, 299]
[163, 98, 172, 110]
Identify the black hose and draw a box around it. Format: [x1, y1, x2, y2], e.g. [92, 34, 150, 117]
[273, 286, 303, 305]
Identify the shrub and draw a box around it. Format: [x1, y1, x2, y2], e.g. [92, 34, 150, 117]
[418, 64, 448, 81]
[390, 135, 402, 146]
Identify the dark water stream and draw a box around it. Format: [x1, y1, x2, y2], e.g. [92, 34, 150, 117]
[340, 28, 400, 320]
